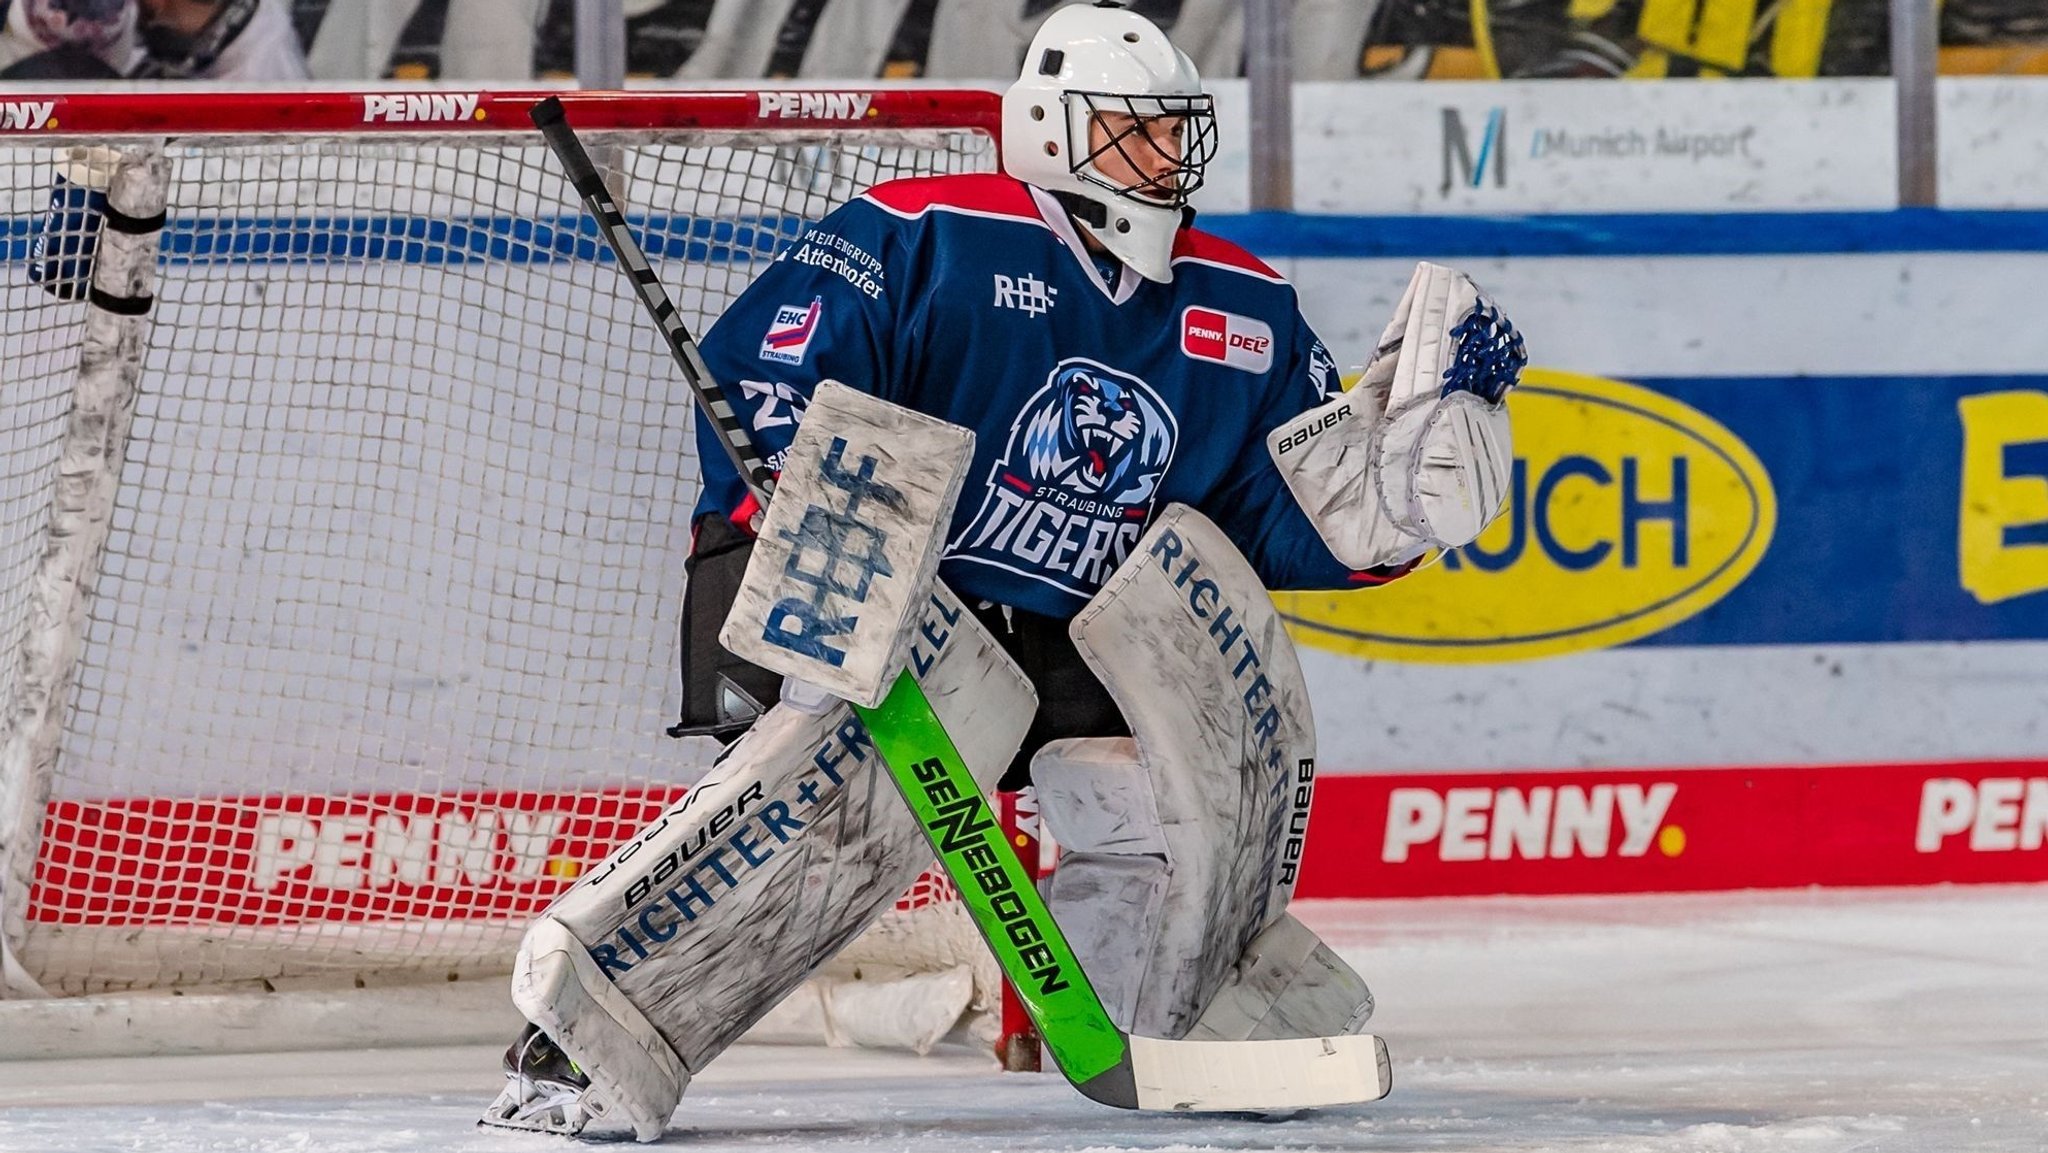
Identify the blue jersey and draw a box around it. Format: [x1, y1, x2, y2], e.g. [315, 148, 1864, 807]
[694, 173, 1393, 620]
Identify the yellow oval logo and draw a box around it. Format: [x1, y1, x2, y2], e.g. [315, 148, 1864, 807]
[1274, 369, 1777, 663]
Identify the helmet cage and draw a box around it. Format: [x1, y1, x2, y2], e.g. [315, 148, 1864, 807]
[1064, 90, 1218, 210]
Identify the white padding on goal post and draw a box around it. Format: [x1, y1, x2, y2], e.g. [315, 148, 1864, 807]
[749, 964, 975, 1055]
[722, 381, 975, 709]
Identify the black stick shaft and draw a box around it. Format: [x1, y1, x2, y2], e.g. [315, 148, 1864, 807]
[528, 96, 777, 508]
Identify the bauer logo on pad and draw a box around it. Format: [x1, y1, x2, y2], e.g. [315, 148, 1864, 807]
[760, 298, 823, 365]
[1181, 307, 1274, 374]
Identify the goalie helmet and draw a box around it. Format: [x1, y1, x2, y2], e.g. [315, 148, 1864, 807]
[1001, 2, 1218, 283]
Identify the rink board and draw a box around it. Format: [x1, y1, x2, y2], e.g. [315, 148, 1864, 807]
[28, 757, 2048, 920]
[1296, 760, 2048, 897]
[9, 77, 2048, 914]
[8, 220, 2048, 905]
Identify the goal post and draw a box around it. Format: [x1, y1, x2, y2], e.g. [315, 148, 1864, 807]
[0, 88, 1027, 1058]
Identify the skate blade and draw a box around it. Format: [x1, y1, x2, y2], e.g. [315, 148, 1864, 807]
[477, 1075, 596, 1137]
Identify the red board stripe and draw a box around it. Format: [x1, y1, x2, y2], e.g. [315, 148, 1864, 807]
[1296, 760, 2048, 898]
[30, 760, 2048, 927]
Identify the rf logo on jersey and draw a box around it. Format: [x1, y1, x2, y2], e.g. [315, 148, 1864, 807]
[952, 359, 1178, 599]
[993, 273, 1057, 318]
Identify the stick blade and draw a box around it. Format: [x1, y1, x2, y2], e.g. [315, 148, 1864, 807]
[1126, 1033, 1392, 1112]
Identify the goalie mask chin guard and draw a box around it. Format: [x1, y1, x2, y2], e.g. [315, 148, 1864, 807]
[1002, 3, 1217, 284]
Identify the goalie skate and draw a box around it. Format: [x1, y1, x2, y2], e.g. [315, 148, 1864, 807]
[479, 1023, 609, 1137]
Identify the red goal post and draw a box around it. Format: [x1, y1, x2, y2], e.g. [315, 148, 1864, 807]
[0, 88, 1024, 1059]
[0, 88, 1000, 138]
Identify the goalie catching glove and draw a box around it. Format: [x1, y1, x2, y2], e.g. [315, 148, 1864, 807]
[1267, 262, 1525, 569]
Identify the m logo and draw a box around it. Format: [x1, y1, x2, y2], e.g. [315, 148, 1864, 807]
[1442, 107, 1507, 196]
[993, 273, 1057, 318]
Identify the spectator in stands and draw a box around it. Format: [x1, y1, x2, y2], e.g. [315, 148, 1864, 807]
[0, 0, 129, 79]
[129, 0, 307, 79]
[0, 0, 306, 80]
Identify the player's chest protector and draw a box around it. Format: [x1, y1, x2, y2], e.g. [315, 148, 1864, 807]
[1036, 504, 1317, 1038]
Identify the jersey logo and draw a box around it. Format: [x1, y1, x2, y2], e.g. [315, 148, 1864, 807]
[759, 298, 822, 365]
[993, 273, 1057, 318]
[1181, 306, 1274, 374]
[952, 359, 1178, 599]
[1307, 338, 1340, 400]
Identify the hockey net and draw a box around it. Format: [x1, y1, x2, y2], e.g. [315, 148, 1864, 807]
[0, 90, 1007, 1049]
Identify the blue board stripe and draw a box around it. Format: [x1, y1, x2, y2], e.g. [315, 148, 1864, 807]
[1200, 208, 2048, 259]
[1, 213, 799, 266]
[7, 208, 2048, 265]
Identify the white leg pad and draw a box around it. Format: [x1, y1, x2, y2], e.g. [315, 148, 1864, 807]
[1032, 737, 1167, 857]
[1044, 507, 1320, 1041]
[505, 587, 1032, 1135]
[1032, 737, 1170, 1033]
[1183, 912, 1375, 1042]
[512, 916, 687, 1143]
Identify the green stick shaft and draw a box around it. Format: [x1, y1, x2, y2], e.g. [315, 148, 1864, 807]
[854, 672, 1130, 1089]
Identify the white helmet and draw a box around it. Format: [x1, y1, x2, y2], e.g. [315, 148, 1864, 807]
[1001, 2, 1218, 283]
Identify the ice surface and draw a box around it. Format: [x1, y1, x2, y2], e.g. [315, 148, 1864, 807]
[2, 885, 2043, 1152]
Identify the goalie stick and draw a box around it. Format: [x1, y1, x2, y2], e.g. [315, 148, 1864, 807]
[527, 96, 1392, 1113]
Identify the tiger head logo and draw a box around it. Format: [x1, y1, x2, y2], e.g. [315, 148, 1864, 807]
[1017, 361, 1176, 504]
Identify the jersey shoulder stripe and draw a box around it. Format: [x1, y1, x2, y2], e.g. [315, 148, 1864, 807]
[1171, 228, 1287, 284]
[862, 173, 1047, 226]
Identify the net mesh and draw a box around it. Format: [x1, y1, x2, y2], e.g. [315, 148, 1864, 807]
[0, 118, 996, 999]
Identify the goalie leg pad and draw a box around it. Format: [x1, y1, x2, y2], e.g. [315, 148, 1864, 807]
[1032, 736, 1169, 1032]
[509, 916, 686, 1142]
[1183, 912, 1375, 1042]
[1039, 506, 1318, 1040]
[513, 587, 1033, 1135]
